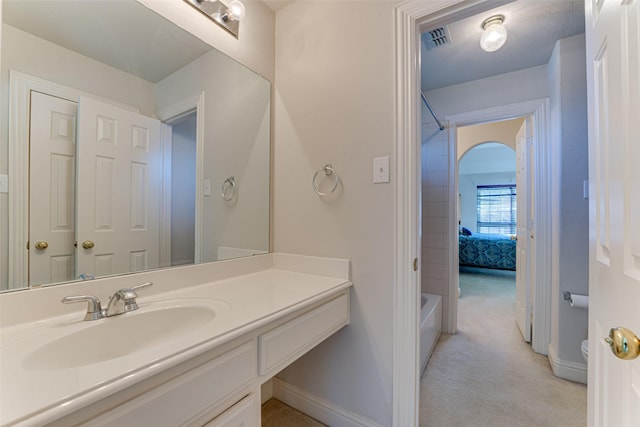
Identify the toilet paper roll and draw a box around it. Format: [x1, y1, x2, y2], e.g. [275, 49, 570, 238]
[570, 294, 589, 309]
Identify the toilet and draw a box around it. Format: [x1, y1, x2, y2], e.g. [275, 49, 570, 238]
[581, 339, 589, 362]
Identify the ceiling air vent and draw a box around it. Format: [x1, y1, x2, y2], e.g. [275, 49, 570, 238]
[423, 26, 452, 51]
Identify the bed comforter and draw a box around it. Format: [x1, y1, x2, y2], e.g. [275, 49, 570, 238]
[459, 232, 516, 271]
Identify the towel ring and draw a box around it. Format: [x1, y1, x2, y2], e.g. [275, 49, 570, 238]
[221, 176, 236, 201]
[312, 164, 339, 196]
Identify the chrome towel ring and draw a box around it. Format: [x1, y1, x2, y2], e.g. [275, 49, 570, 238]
[221, 176, 236, 201]
[312, 164, 339, 196]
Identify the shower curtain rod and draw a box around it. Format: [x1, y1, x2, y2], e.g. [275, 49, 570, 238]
[420, 91, 445, 131]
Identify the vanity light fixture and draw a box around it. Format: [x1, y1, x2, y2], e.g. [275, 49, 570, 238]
[183, 0, 246, 38]
[479, 15, 507, 53]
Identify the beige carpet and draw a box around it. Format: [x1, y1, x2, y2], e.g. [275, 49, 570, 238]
[420, 267, 587, 426]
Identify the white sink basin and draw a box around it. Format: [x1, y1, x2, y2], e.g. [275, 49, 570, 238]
[23, 298, 229, 370]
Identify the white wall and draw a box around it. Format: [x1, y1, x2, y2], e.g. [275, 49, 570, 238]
[155, 48, 271, 262]
[547, 34, 589, 373]
[457, 117, 523, 160]
[272, 1, 395, 425]
[421, 65, 548, 332]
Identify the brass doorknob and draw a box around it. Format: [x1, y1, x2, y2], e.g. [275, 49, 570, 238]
[34, 241, 49, 250]
[604, 327, 640, 360]
[81, 240, 95, 250]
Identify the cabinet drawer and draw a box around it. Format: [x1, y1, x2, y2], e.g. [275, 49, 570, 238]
[258, 292, 349, 376]
[203, 394, 259, 427]
[83, 341, 255, 427]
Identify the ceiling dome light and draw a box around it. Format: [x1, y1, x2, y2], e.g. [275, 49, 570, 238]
[480, 15, 507, 53]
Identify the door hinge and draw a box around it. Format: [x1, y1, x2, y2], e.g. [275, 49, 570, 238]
[26, 241, 29, 250]
[413, 258, 418, 272]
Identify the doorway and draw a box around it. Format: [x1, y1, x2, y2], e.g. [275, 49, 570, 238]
[166, 112, 197, 267]
[397, 0, 584, 422]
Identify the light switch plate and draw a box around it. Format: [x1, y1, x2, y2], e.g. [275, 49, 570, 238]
[373, 156, 390, 184]
[0, 175, 8, 193]
[203, 179, 211, 196]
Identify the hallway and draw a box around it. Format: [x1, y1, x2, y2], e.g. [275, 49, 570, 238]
[420, 268, 587, 426]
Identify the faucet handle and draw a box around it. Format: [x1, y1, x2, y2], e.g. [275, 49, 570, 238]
[132, 281, 153, 293]
[61, 295, 104, 321]
[105, 282, 153, 316]
[125, 282, 153, 311]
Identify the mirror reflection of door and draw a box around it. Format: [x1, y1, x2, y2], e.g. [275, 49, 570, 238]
[29, 91, 77, 286]
[28, 92, 164, 285]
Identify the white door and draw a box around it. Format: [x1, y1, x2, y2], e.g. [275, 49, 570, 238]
[515, 118, 532, 342]
[76, 97, 162, 278]
[29, 91, 77, 285]
[586, 0, 640, 425]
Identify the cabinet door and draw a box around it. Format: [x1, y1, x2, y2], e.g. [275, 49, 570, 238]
[203, 394, 259, 427]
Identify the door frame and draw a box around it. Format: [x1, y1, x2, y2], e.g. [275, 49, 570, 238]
[8, 70, 138, 289]
[445, 100, 552, 354]
[393, 1, 468, 425]
[393, 1, 551, 424]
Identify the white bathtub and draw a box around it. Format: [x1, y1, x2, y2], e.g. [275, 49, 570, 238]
[420, 293, 442, 375]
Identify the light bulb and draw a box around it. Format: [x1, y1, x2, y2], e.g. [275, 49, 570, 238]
[480, 15, 507, 53]
[226, 0, 245, 21]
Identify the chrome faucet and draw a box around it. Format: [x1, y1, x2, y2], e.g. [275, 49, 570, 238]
[61, 282, 153, 320]
[105, 282, 153, 316]
[61, 295, 104, 321]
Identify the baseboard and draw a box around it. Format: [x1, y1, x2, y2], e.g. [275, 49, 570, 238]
[548, 342, 587, 384]
[272, 378, 385, 427]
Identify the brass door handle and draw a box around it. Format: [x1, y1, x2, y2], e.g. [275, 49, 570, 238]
[34, 241, 49, 250]
[81, 240, 95, 249]
[604, 327, 640, 360]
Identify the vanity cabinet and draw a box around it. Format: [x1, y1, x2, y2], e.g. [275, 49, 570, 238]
[203, 394, 259, 427]
[82, 342, 256, 427]
[49, 290, 349, 427]
[258, 292, 349, 378]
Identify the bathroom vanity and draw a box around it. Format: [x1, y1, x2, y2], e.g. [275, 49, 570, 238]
[0, 254, 352, 426]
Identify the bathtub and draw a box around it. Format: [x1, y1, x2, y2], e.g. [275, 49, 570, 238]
[420, 293, 442, 375]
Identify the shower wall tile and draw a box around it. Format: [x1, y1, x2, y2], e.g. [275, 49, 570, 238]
[424, 186, 448, 202]
[424, 262, 448, 280]
[424, 231, 447, 249]
[424, 170, 448, 187]
[422, 125, 452, 333]
[425, 154, 448, 172]
[423, 247, 447, 265]
[423, 217, 447, 235]
[425, 201, 447, 219]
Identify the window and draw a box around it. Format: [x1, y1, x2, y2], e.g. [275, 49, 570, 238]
[476, 184, 516, 234]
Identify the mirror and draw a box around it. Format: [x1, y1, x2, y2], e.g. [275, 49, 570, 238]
[0, 0, 271, 292]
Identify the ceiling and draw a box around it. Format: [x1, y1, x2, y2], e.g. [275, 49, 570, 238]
[3, 0, 213, 84]
[262, 0, 295, 12]
[421, 0, 585, 91]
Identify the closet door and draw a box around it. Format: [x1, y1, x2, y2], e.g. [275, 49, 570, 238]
[76, 97, 162, 278]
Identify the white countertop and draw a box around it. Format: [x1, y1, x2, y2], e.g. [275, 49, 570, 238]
[0, 254, 351, 426]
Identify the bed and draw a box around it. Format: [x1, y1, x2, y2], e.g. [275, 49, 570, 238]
[458, 232, 516, 271]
